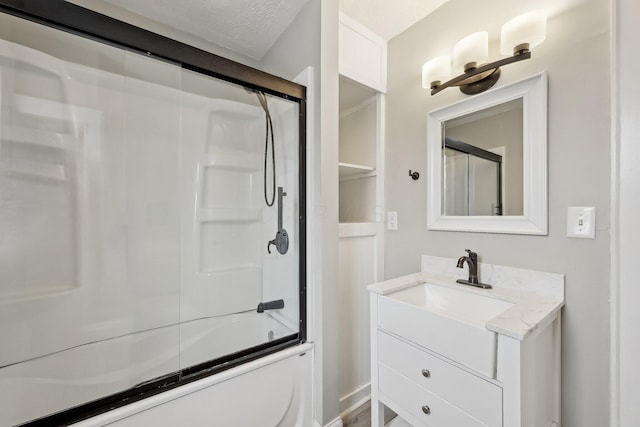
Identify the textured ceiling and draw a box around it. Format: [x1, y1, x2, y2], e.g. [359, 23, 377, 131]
[95, 0, 310, 60]
[339, 0, 451, 40]
[70, 0, 445, 59]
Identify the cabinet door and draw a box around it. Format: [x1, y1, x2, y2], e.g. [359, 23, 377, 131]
[339, 13, 387, 93]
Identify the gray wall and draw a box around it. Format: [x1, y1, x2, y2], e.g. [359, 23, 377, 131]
[260, 1, 320, 80]
[385, 1, 610, 426]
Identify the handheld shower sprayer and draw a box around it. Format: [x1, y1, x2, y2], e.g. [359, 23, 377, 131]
[248, 89, 289, 255]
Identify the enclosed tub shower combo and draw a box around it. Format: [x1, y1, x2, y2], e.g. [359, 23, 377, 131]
[0, 2, 310, 426]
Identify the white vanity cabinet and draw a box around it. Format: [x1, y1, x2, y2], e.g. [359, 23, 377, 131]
[369, 259, 564, 427]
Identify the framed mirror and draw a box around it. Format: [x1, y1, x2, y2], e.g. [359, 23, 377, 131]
[427, 72, 547, 234]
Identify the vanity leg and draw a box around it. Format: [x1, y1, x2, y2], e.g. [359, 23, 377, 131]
[370, 293, 385, 426]
[370, 399, 385, 426]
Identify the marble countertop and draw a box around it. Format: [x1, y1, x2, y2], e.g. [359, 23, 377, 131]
[368, 269, 565, 341]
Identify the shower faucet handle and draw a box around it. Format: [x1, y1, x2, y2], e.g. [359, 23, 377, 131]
[268, 230, 289, 255]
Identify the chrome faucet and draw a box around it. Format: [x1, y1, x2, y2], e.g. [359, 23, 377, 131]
[456, 249, 492, 289]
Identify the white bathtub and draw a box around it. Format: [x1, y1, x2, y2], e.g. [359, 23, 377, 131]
[179, 311, 297, 368]
[73, 343, 314, 427]
[0, 313, 308, 426]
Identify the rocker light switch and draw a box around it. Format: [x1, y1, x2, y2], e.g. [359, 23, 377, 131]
[567, 207, 596, 239]
[387, 211, 398, 230]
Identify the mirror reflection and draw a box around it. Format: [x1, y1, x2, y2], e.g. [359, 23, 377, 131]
[442, 98, 523, 216]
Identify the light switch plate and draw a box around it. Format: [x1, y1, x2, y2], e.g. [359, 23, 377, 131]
[567, 207, 596, 239]
[387, 211, 398, 230]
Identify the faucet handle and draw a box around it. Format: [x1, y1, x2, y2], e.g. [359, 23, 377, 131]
[464, 249, 478, 260]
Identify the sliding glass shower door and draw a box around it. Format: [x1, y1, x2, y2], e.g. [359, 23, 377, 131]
[0, 8, 305, 426]
[177, 69, 301, 369]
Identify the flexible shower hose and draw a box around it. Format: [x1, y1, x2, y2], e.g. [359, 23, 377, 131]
[255, 91, 276, 207]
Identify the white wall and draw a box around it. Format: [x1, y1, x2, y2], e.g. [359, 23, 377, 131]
[385, 1, 610, 426]
[613, 0, 640, 425]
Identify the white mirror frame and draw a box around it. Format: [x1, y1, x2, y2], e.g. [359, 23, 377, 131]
[427, 72, 547, 234]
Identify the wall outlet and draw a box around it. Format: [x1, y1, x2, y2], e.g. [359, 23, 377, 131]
[567, 207, 596, 239]
[387, 211, 398, 230]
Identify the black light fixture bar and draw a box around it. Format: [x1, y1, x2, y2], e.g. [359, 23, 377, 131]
[431, 50, 531, 96]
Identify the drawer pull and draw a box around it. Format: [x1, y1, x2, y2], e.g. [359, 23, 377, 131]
[421, 405, 431, 415]
[421, 369, 431, 378]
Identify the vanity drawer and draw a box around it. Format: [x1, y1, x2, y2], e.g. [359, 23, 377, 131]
[378, 331, 502, 427]
[379, 363, 493, 427]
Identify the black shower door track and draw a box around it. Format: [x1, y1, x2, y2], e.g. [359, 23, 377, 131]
[0, 1, 308, 426]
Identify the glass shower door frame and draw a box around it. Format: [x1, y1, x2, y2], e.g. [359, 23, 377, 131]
[0, 1, 307, 425]
[443, 136, 503, 216]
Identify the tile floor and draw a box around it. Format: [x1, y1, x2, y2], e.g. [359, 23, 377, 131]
[342, 405, 371, 427]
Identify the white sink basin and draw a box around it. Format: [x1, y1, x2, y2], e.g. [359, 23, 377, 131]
[378, 282, 514, 378]
[388, 282, 514, 328]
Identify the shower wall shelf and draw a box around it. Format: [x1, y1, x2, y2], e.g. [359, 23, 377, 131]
[4, 125, 73, 150]
[196, 208, 262, 223]
[1, 160, 68, 181]
[200, 150, 261, 171]
[1, 94, 77, 183]
[338, 161, 375, 180]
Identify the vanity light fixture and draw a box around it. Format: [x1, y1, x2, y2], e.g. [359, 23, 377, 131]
[422, 12, 546, 96]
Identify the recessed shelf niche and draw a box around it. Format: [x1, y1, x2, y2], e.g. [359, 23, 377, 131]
[339, 76, 379, 224]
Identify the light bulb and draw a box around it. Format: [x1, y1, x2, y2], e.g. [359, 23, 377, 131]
[501, 12, 547, 55]
[422, 55, 451, 88]
[453, 31, 488, 73]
